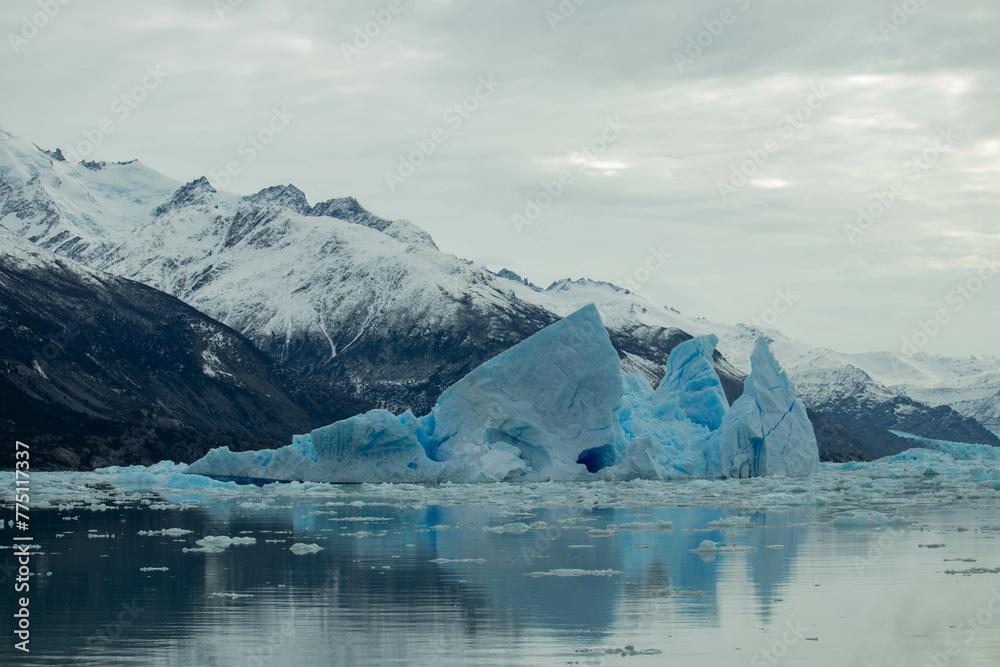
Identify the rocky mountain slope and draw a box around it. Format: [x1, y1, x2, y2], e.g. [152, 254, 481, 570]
[0, 227, 370, 470]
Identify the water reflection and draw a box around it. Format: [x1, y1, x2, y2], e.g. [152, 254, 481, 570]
[2, 495, 998, 666]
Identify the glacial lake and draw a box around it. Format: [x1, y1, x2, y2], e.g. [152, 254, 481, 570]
[2, 456, 1000, 666]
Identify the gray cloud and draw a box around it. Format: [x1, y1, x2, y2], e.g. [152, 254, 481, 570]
[2, 0, 998, 355]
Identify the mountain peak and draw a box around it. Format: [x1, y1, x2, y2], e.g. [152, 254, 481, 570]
[33, 144, 66, 162]
[545, 277, 632, 295]
[243, 184, 310, 214]
[492, 268, 543, 292]
[309, 196, 393, 232]
[154, 177, 217, 216]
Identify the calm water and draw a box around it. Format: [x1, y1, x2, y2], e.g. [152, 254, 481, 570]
[2, 473, 1000, 666]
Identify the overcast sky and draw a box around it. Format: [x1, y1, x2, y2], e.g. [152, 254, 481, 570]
[2, 0, 998, 356]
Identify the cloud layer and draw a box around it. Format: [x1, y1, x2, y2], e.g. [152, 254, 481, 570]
[3, 0, 998, 355]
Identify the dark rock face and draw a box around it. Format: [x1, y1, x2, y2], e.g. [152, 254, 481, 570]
[295, 297, 563, 416]
[806, 395, 999, 456]
[242, 184, 311, 214]
[308, 195, 394, 231]
[0, 231, 370, 470]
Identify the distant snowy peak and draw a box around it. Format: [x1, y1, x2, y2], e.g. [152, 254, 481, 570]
[155, 177, 218, 216]
[846, 351, 1000, 425]
[309, 195, 391, 231]
[243, 184, 311, 214]
[492, 268, 543, 292]
[0, 125, 180, 261]
[38, 145, 67, 162]
[545, 277, 634, 296]
[305, 194, 438, 249]
[0, 124, 438, 253]
[236, 185, 437, 249]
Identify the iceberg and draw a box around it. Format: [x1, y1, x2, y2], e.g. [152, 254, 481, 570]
[186, 305, 819, 483]
[612, 335, 730, 479]
[706, 339, 819, 478]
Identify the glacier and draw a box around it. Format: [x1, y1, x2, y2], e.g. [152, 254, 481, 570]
[186, 305, 819, 483]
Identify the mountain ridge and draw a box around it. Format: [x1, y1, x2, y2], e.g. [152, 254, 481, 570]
[1, 124, 996, 464]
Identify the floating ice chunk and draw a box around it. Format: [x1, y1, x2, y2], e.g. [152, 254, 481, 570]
[289, 543, 323, 555]
[183, 535, 256, 553]
[525, 569, 622, 578]
[140, 567, 169, 572]
[111, 470, 237, 491]
[429, 558, 486, 564]
[484, 522, 531, 534]
[341, 530, 387, 538]
[944, 567, 1000, 575]
[616, 520, 674, 532]
[477, 448, 528, 482]
[691, 540, 756, 553]
[705, 516, 755, 529]
[138, 528, 193, 537]
[828, 510, 907, 530]
[576, 646, 664, 656]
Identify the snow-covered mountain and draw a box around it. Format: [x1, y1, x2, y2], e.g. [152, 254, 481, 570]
[0, 226, 370, 470]
[844, 352, 1000, 428]
[1, 123, 996, 461]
